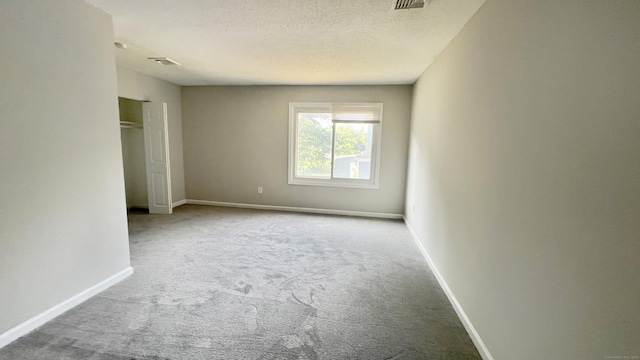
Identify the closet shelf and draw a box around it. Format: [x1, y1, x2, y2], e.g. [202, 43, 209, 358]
[120, 121, 143, 129]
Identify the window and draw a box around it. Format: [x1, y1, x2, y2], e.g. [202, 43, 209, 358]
[288, 102, 383, 189]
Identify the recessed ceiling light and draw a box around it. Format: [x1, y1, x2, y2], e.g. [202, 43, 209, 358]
[147, 57, 180, 66]
[114, 42, 127, 49]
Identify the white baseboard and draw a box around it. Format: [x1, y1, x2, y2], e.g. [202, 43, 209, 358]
[0, 267, 134, 349]
[403, 218, 494, 360]
[186, 199, 403, 219]
[172, 199, 187, 208]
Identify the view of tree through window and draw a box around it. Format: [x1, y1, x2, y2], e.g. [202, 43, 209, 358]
[296, 113, 332, 177]
[296, 112, 371, 179]
[333, 123, 371, 179]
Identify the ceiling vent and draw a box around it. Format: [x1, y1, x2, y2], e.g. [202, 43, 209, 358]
[147, 57, 180, 66]
[394, 0, 429, 10]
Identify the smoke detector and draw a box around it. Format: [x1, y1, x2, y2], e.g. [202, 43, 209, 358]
[394, 0, 430, 10]
[147, 57, 180, 66]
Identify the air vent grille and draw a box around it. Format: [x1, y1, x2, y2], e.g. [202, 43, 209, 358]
[394, 0, 426, 10]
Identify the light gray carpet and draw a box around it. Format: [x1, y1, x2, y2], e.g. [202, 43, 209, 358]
[0, 205, 481, 359]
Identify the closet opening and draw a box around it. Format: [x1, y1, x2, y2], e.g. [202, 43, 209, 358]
[118, 97, 172, 214]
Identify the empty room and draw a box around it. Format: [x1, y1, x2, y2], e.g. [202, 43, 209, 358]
[1, 0, 639, 359]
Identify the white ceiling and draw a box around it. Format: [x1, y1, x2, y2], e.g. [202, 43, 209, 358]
[84, 0, 486, 86]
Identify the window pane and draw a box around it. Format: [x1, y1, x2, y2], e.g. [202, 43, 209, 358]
[333, 123, 373, 180]
[296, 112, 332, 178]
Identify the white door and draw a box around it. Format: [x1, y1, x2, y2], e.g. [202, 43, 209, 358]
[142, 101, 172, 214]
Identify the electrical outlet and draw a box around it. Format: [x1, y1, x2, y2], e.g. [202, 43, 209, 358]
[257, 187, 263, 194]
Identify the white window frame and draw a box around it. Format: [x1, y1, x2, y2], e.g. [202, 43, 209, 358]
[288, 102, 383, 189]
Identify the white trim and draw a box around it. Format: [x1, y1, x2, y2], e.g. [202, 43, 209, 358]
[186, 199, 403, 219]
[0, 267, 134, 349]
[403, 217, 494, 360]
[287, 177, 380, 189]
[172, 199, 187, 208]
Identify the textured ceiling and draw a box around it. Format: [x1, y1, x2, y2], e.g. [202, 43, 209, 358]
[84, 0, 486, 86]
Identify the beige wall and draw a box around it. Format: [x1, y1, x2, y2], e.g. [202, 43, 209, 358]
[182, 86, 412, 215]
[116, 67, 186, 204]
[0, 0, 130, 334]
[405, 0, 640, 359]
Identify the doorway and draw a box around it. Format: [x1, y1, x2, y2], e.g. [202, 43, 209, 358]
[118, 97, 172, 214]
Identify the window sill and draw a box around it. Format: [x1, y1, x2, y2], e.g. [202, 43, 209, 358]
[288, 177, 379, 189]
